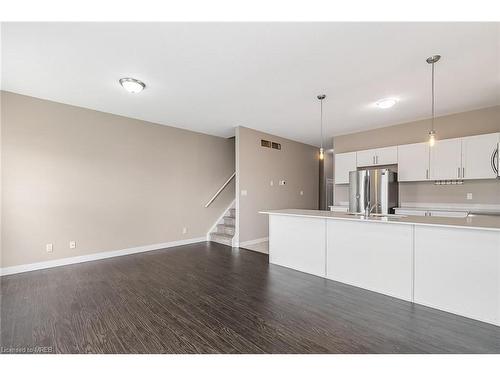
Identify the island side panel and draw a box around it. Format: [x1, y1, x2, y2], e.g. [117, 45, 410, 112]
[269, 215, 326, 277]
[326, 220, 413, 301]
[414, 226, 500, 326]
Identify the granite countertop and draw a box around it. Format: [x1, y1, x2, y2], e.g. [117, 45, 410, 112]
[260, 209, 500, 232]
[396, 206, 500, 215]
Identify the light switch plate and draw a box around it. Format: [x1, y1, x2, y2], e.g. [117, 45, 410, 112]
[466, 193, 473, 200]
[241, 190, 247, 196]
[46, 243, 53, 253]
[300, 190, 304, 195]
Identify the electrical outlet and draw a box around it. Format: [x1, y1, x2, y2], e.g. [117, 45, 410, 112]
[300, 190, 304, 195]
[69, 241, 76, 249]
[241, 190, 247, 196]
[182, 227, 188, 234]
[279, 180, 286, 186]
[270, 180, 274, 186]
[46, 243, 53, 253]
[466, 193, 473, 200]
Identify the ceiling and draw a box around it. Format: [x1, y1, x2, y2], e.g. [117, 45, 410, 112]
[2, 22, 499, 146]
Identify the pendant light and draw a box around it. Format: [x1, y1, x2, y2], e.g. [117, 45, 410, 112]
[426, 55, 441, 147]
[317, 94, 326, 160]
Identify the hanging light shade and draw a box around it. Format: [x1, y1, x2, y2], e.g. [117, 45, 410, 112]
[426, 55, 441, 146]
[317, 94, 326, 160]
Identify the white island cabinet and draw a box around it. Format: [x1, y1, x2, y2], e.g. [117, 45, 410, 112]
[262, 209, 500, 326]
[414, 226, 500, 325]
[269, 214, 326, 278]
[327, 220, 413, 301]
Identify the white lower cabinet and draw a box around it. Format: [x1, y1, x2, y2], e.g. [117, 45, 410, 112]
[269, 215, 326, 277]
[394, 208, 469, 218]
[326, 220, 413, 301]
[329, 205, 349, 212]
[394, 208, 427, 216]
[428, 210, 468, 218]
[414, 226, 500, 325]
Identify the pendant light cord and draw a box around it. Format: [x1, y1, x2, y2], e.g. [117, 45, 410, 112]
[431, 62, 435, 132]
[320, 98, 323, 149]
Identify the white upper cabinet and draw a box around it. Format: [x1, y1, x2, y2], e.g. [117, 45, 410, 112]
[461, 133, 500, 180]
[429, 138, 462, 180]
[337, 132, 498, 183]
[356, 149, 376, 167]
[376, 146, 399, 165]
[356, 146, 397, 167]
[334, 152, 357, 184]
[397, 142, 430, 182]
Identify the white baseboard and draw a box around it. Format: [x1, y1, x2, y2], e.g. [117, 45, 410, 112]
[0, 237, 206, 276]
[238, 237, 269, 247]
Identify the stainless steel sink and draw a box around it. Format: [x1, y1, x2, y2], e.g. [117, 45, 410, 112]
[345, 212, 407, 219]
[370, 213, 408, 218]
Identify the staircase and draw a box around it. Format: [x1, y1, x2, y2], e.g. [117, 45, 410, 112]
[209, 207, 236, 246]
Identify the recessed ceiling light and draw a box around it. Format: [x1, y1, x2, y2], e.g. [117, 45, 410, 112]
[119, 77, 146, 93]
[375, 98, 398, 109]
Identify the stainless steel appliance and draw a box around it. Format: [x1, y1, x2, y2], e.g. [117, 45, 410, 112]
[349, 169, 398, 215]
[492, 142, 499, 178]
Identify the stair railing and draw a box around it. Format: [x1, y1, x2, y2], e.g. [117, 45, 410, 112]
[204, 172, 236, 208]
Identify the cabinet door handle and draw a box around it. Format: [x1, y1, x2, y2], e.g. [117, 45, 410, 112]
[376, 155, 378, 164]
[462, 167, 465, 178]
[426, 169, 429, 179]
[372, 156, 375, 164]
[458, 167, 461, 178]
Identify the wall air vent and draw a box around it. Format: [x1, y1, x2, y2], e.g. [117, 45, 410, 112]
[261, 139, 281, 150]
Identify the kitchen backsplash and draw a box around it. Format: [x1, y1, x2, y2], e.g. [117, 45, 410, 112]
[335, 179, 500, 207]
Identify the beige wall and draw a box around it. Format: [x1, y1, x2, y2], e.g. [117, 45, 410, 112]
[333, 106, 500, 205]
[1, 91, 235, 268]
[236, 126, 318, 244]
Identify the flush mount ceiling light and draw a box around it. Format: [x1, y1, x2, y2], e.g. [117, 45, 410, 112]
[119, 77, 146, 93]
[375, 98, 398, 109]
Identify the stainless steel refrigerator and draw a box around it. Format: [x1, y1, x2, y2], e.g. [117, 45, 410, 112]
[348, 169, 398, 214]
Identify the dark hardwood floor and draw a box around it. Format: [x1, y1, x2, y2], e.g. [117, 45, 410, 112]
[1, 241, 499, 354]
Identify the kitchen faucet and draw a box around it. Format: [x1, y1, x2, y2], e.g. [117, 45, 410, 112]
[364, 202, 378, 217]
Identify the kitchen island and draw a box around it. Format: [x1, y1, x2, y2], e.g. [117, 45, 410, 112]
[260, 209, 500, 326]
